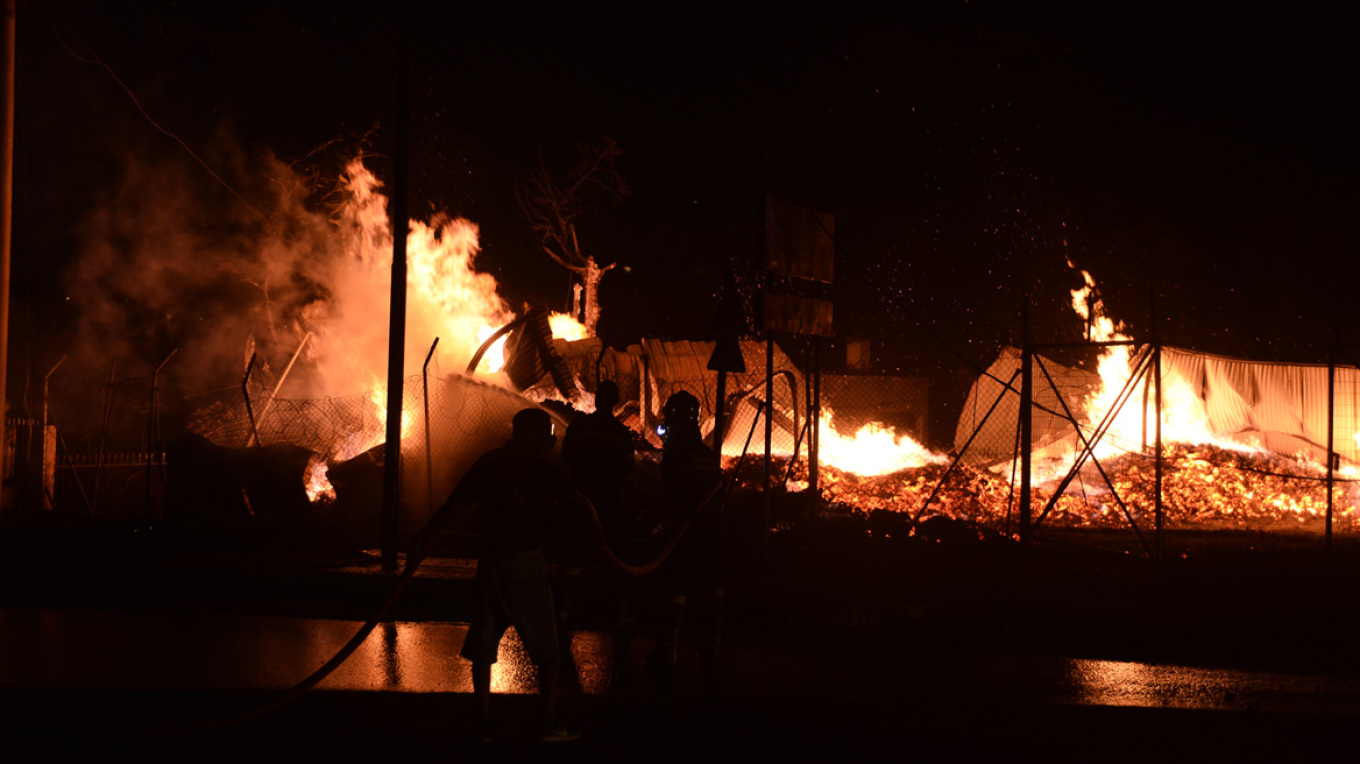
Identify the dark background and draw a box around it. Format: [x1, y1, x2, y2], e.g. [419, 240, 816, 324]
[8, 1, 1358, 445]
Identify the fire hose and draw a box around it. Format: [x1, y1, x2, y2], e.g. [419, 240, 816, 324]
[104, 480, 722, 736]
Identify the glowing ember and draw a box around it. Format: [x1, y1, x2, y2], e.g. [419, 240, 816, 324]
[734, 443, 1359, 531]
[305, 454, 336, 504]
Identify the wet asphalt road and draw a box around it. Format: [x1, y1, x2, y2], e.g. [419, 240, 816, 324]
[6, 605, 1360, 762]
[6, 524, 1360, 761]
[8, 607, 1360, 714]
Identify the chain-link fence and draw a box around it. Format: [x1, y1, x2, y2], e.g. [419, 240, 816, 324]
[31, 369, 174, 522]
[32, 315, 1360, 555]
[930, 341, 1360, 547]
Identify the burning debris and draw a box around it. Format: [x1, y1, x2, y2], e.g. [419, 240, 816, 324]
[937, 266, 1360, 533]
[1095, 443, 1356, 528]
[304, 453, 336, 505]
[732, 444, 1358, 533]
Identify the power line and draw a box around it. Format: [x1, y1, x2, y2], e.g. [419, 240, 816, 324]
[38, 1, 266, 221]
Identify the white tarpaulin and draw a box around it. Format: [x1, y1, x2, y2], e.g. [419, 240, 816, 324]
[955, 345, 1360, 467]
[1162, 348, 1357, 462]
[953, 347, 1099, 467]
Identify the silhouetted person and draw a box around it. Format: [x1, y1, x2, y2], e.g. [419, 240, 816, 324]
[651, 390, 725, 702]
[558, 380, 638, 629]
[411, 407, 602, 743]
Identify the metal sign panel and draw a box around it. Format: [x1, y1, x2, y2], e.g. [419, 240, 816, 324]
[764, 197, 834, 283]
[762, 293, 834, 337]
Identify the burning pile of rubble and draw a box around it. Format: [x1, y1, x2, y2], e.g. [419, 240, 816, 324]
[728, 443, 1360, 532]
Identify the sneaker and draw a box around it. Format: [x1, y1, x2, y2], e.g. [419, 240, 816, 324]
[540, 723, 582, 743]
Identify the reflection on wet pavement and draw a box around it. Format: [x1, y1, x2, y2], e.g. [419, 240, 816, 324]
[982, 655, 1360, 715]
[0, 609, 634, 695]
[7, 607, 1360, 716]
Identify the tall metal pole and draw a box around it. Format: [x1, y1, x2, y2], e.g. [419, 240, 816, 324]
[810, 337, 821, 496]
[0, 1, 16, 510]
[382, 1, 412, 571]
[1019, 301, 1033, 543]
[763, 333, 774, 557]
[1327, 343, 1336, 560]
[1154, 343, 1164, 561]
[1152, 290, 1164, 562]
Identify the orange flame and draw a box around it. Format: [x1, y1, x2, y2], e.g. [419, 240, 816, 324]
[304, 454, 336, 504]
[305, 159, 514, 402]
[1072, 266, 1261, 462]
[816, 407, 948, 476]
[549, 312, 588, 341]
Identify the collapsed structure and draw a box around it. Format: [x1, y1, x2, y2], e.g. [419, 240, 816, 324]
[955, 346, 1360, 470]
[181, 327, 816, 533]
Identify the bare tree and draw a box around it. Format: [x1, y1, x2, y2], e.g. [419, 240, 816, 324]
[515, 138, 629, 337]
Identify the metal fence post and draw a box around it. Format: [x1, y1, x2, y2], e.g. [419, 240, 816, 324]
[144, 349, 176, 520]
[810, 337, 821, 496]
[1019, 301, 1033, 544]
[423, 337, 439, 517]
[1151, 289, 1164, 562]
[242, 353, 261, 448]
[92, 365, 116, 517]
[764, 334, 774, 558]
[1327, 343, 1336, 560]
[41, 356, 66, 510]
[1154, 341, 1164, 562]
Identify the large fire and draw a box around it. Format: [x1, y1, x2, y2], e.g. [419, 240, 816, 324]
[789, 266, 1360, 533]
[307, 159, 513, 396]
[255, 160, 1355, 528]
[291, 161, 591, 502]
[1070, 268, 1257, 461]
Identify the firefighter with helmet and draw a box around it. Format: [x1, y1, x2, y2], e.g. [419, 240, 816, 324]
[652, 389, 726, 701]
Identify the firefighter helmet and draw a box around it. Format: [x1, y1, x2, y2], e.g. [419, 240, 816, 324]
[662, 390, 700, 428]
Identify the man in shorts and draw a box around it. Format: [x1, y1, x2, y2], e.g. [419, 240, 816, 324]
[411, 407, 598, 743]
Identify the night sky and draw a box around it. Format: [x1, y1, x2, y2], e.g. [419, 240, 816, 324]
[9, 2, 1359, 438]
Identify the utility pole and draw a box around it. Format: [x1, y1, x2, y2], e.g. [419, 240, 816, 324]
[0, 0, 16, 513]
[381, 2, 411, 571]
